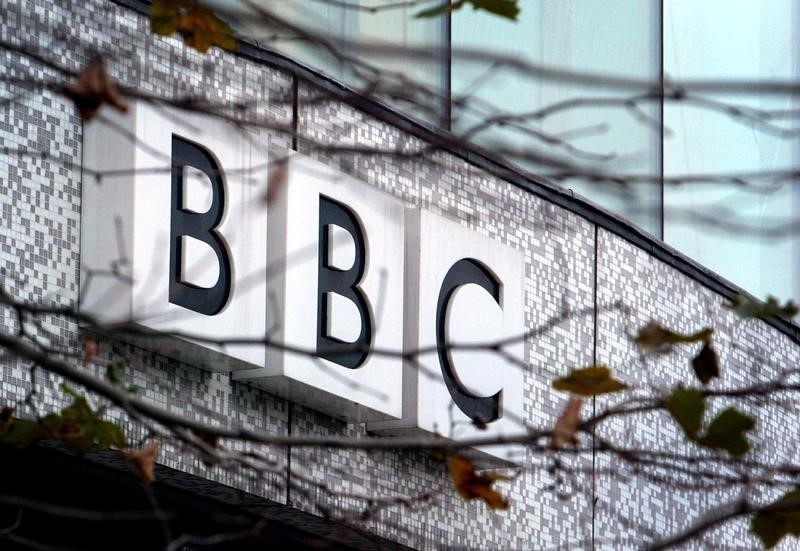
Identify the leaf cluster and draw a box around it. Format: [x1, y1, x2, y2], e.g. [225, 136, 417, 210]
[550, 366, 626, 450]
[0, 384, 126, 453]
[666, 389, 755, 457]
[635, 321, 720, 385]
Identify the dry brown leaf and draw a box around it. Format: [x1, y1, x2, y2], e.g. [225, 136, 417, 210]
[263, 157, 288, 205]
[63, 58, 128, 121]
[691, 341, 720, 385]
[550, 395, 583, 450]
[82, 336, 98, 362]
[122, 442, 160, 485]
[447, 456, 510, 511]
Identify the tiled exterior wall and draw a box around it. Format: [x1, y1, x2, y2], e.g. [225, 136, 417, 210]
[596, 229, 800, 550]
[1, 2, 84, 425]
[0, 0, 293, 504]
[0, 1, 797, 549]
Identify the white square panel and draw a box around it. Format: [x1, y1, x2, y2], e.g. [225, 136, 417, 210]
[233, 153, 406, 420]
[370, 210, 526, 462]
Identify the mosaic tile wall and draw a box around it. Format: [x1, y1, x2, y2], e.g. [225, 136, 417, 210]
[0, 0, 293, 504]
[0, 0, 84, 413]
[596, 229, 800, 550]
[0, 0, 798, 549]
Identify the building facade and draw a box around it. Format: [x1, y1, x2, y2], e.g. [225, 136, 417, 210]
[1, 1, 799, 549]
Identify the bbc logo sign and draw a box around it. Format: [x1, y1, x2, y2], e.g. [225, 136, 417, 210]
[82, 103, 525, 460]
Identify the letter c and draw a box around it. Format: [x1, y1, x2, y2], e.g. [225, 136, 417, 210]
[435, 258, 502, 424]
[316, 195, 373, 368]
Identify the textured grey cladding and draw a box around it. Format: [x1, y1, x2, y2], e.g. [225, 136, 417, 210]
[1, 0, 86, 415]
[1, 0, 798, 549]
[0, 0, 293, 504]
[596, 229, 800, 550]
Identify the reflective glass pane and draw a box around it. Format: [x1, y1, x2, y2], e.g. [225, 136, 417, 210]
[451, 2, 662, 234]
[235, 1, 446, 122]
[664, 0, 800, 301]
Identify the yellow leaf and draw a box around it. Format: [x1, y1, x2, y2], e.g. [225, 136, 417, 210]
[634, 321, 712, 352]
[150, 0, 178, 18]
[150, 0, 179, 35]
[447, 456, 510, 511]
[552, 366, 627, 396]
[550, 395, 583, 450]
[184, 28, 212, 54]
[150, 0, 237, 54]
[122, 442, 160, 485]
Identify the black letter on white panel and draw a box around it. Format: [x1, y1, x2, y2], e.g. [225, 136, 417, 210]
[317, 195, 373, 368]
[436, 259, 502, 424]
[169, 134, 231, 315]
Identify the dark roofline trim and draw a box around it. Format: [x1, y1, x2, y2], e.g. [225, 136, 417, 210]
[112, 0, 800, 344]
[14, 443, 412, 551]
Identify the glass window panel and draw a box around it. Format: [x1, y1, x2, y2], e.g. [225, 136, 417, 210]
[663, 0, 799, 301]
[233, 1, 446, 122]
[451, 2, 662, 234]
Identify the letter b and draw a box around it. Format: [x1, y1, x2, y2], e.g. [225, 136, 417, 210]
[169, 135, 232, 315]
[316, 196, 373, 368]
